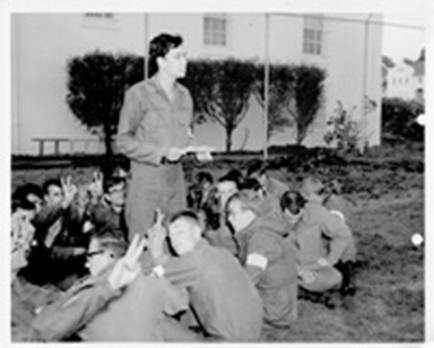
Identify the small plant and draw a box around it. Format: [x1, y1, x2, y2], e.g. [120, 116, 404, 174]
[323, 101, 362, 154]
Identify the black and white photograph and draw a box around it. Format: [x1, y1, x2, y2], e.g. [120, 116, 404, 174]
[4, 0, 430, 344]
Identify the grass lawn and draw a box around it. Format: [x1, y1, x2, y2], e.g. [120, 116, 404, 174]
[262, 188, 424, 342]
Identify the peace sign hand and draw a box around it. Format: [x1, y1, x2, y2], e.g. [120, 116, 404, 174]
[107, 234, 148, 291]
[61, 176, 78, 208]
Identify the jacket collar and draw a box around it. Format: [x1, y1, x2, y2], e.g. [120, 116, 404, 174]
[148, 74, 185, 103]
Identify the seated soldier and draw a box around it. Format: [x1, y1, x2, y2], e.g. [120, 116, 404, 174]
[246, 159, 288, 200]
[30, 231, 191, 342]
[281, 178, 357, 301]
[148, 210, 263, 341]
[20, 177, 89, 289]
[239, 177, 285, 223]
[226, 192, 298, 329]
[186, 171, 215, 210]
[202, 171, 241, 256]
[322, 179, 352, 224]
[196, 171, 215, 209]
[13, 183, 44, 214]
[87, 172, 129, 242]
[11, 200, 60, 342]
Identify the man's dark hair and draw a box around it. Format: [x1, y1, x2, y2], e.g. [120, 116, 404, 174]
[148, 33, 183, 77]
[218, 169, 244, 189]
[109, 166, 129, 179]
[13, 183, 43, 202]
[91, 230, 128, 259]
[42, 178, 62, 196]
[246, 159, 268, 178]
[196, 171, 214, 185]
[11, 199, 36, 214]
[280, 190, 306, 214]
[170, 210, 200, 226]
[103, 176, 126, 193]
[239, 177, 263, 192]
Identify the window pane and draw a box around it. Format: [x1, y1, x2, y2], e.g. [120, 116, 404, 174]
[304, 28, 314, 41]
[204, 16, 227, 46]
[304, 42, 314, 54]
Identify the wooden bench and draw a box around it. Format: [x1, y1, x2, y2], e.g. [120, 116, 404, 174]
[32, 137, 102, 156]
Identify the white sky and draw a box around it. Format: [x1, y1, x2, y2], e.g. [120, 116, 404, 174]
[382, 11, 425, 63]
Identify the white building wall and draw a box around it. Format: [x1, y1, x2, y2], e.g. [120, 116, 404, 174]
[12, 13, 383, 154]
[12, 13, 146, 155]
[386, 62, 419, 100]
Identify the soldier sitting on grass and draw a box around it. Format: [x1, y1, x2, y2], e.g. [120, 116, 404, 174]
[201, 170, 242, 256]
[20, 177, 89, 290]
[226, 192, 298, 329]
[322, 178, 353, 225]
[245, 159, 288, 200]
[280, 179, 357, 308]
[11, 200, 60, 342]
[86, 172, 129, 242]
[30, 229, 193, 342]
[148, 209, 263, 341]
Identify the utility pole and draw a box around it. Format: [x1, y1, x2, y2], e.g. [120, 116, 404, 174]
[144, 13, 149, 80]
[263, 13, 270, 160]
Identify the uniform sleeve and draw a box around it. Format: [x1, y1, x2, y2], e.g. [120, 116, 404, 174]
[30, 281, 120, 341]
[23, 282, 60, 309]
[116, 88, 168, 165]
[153, 254, 199, 288]
[86, 201, 106, 224]
[319, 210, 352, 265]
[244, 232, 278, 285]
[32, 204, 64, 232]
[160, 278, 189, 316]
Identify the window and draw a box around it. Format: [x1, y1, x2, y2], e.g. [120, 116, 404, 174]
[204, 14, 227, 46]
[303, 15, 323, 55]
[415, 88, 424, 101]
[85, 13, 114, 20]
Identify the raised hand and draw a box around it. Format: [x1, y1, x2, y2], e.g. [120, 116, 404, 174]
[195, 151, 213, 162]
[107, 234, 147, 291]
[299, 268, 317, 285]
[147, 208, 167, 260]
[166, 147, 186, 162]
[181, 145, 214, 163]
[61, 176, 78, 208]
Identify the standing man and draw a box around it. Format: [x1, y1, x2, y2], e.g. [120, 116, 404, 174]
[116, 33, 194, 240]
